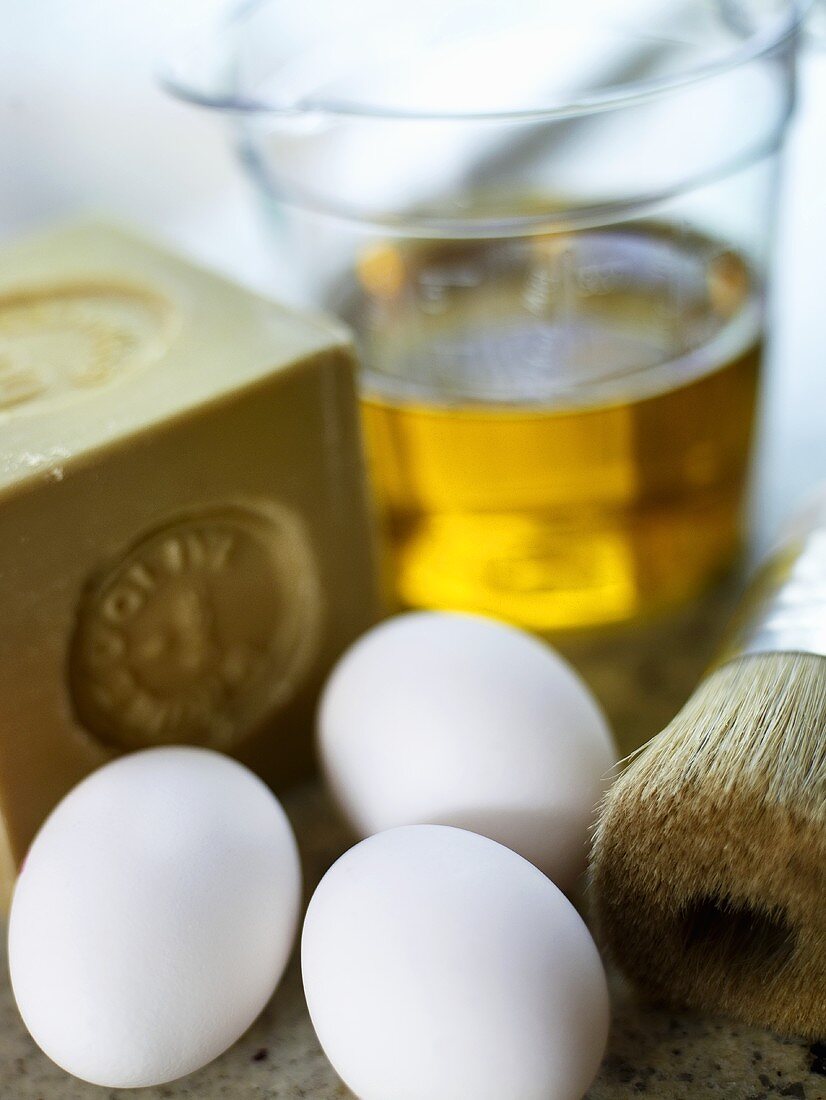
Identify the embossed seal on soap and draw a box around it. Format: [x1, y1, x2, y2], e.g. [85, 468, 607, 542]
[0, 283, 175, 413]
[69, 506, 321, 751]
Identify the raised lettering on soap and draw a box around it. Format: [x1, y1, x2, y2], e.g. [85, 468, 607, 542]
[69, 508, 321, 752]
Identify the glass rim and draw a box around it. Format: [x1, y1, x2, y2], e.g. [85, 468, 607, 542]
[162, 0, 810, 124]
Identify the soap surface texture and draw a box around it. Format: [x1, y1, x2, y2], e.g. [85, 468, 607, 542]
[319, 611, 615, 890]
[0, 222, 376, 903]
[302, 824, 610, 1100]
[8, 747, 302, 1088]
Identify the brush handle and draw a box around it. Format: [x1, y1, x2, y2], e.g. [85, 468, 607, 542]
[719, 523, 826, 661]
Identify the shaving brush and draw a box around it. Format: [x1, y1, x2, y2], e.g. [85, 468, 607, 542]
[591, 506, 826, 1039]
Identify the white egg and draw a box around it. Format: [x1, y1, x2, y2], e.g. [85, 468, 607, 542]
[303, 825, 610, 1100]
[8, 747, 301, 1088]
[318, 612, 616, 891]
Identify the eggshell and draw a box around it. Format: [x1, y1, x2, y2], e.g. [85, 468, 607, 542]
[303, 824, 610, 1100]
[318, 611, 616, 890]
[8, 746, 301, 1088]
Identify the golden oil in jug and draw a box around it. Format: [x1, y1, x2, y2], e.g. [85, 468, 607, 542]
[350, 222, 762, 632]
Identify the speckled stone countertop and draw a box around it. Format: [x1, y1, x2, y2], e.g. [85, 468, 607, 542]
[1, 584, 824, 1099]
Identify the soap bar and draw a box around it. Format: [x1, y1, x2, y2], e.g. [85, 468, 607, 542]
[0, 223, 378, 902]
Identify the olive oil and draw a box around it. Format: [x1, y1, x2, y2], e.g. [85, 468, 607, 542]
[351, 225, 762, 631]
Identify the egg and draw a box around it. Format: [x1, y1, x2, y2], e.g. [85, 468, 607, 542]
[318, 611, 616, 891]
[303, 824, 610, 1100]
[8, 746, 301, 1088]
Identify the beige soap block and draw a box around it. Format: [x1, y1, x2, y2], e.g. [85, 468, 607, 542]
[0, 223, 378, 901]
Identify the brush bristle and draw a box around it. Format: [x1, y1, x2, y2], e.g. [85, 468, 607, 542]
[590, 653, 826, 1039]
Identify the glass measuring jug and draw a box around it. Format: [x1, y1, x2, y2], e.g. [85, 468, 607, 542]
[165, 0, 807, 632]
